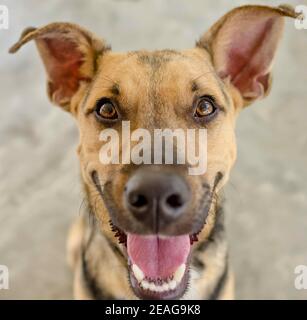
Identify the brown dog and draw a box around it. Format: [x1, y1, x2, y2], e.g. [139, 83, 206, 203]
[10, 4, 298, 300]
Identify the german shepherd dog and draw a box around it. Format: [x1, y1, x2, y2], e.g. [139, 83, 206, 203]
[10, 4, 299, 299]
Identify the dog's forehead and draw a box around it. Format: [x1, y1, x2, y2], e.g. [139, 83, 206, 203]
[95, 48, 214, 90]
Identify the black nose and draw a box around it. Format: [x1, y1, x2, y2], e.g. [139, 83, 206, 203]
[124, 168, 190, 229]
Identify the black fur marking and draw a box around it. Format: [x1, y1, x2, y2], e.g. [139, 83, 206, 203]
[137, 50, 182, 69]
[193, 257, 206, 270]
[208, 261, 228, 300]
[91, 172, 119, 221]
[191, 81, 199, 92]
[195, 203, 225, 253]
[111, 83, 120, 96]
[214, 171, 224, 190]
[81, 248, 114, 300]
[191, 172, 223, 237]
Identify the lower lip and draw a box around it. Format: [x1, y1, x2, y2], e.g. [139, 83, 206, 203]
[128, 262, 190, 300]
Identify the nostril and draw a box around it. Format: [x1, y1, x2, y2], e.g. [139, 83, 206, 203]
[166, 193, 184, 209]
[129, 194, 148, 208]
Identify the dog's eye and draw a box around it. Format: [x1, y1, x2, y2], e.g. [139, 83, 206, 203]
[95, 98, 118, 122]
[194, 96, 217, 119]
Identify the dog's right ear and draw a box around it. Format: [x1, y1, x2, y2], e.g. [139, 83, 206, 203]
[9, 23, 108, 112]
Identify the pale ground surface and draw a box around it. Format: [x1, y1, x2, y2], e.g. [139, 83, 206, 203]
[0, 0, 306, 299]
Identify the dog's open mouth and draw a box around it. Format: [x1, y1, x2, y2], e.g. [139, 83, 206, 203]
[110, 222, 200, 299]
[128, 233, 190, 299]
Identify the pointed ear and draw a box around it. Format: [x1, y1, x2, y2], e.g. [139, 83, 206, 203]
[197, 5, 298, 106]
[9, 23, 109, 112]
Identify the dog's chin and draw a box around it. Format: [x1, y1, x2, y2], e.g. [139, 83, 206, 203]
[110, 222, 202, 300]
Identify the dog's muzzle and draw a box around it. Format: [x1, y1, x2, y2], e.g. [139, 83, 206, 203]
[124, 167, 191, 233]
[91, 167, 213, 300]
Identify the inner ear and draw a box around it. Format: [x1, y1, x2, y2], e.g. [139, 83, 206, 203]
[197, 5, 299, 106]
[10, 23, 108, 111]
[37, 34, 89, 107]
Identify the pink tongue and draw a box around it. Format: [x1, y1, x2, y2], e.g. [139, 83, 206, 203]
[127, 234, 190, 279]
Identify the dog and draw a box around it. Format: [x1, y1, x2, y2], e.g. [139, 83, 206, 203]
[10, 4, 298, 300]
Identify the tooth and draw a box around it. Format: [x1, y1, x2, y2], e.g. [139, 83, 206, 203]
[169, 280, 177, 290]
[141, 280, 149, 290]
[132, 264, 144, 282]
[162, 283, 170, 291]
[155, 285, 162, 292]
[174, 264, 185, 283]
[149, 283, 156, 291]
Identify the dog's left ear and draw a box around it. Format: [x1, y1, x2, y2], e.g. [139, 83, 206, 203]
[9, 23, 108, 112]
[197, 5, 298, 106]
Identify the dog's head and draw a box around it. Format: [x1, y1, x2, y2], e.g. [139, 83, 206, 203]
[10, 5, 297, 299]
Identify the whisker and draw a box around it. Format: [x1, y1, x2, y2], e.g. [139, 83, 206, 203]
[191, 70, 217, 83]
[100, 74, 119, 86]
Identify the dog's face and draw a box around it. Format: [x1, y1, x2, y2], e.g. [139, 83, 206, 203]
[79, 47, 238, 231]
[10, 5, 296, 299]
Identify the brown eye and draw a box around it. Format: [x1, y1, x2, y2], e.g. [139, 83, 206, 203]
[194, 96, 217, 119]
[95, 98, 118, 122]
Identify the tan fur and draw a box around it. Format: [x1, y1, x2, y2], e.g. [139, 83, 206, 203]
[67, 215, 85, 269]
[10, 4, 298, 300]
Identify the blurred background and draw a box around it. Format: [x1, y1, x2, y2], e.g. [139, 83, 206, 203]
[0, 0, 306, 299]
